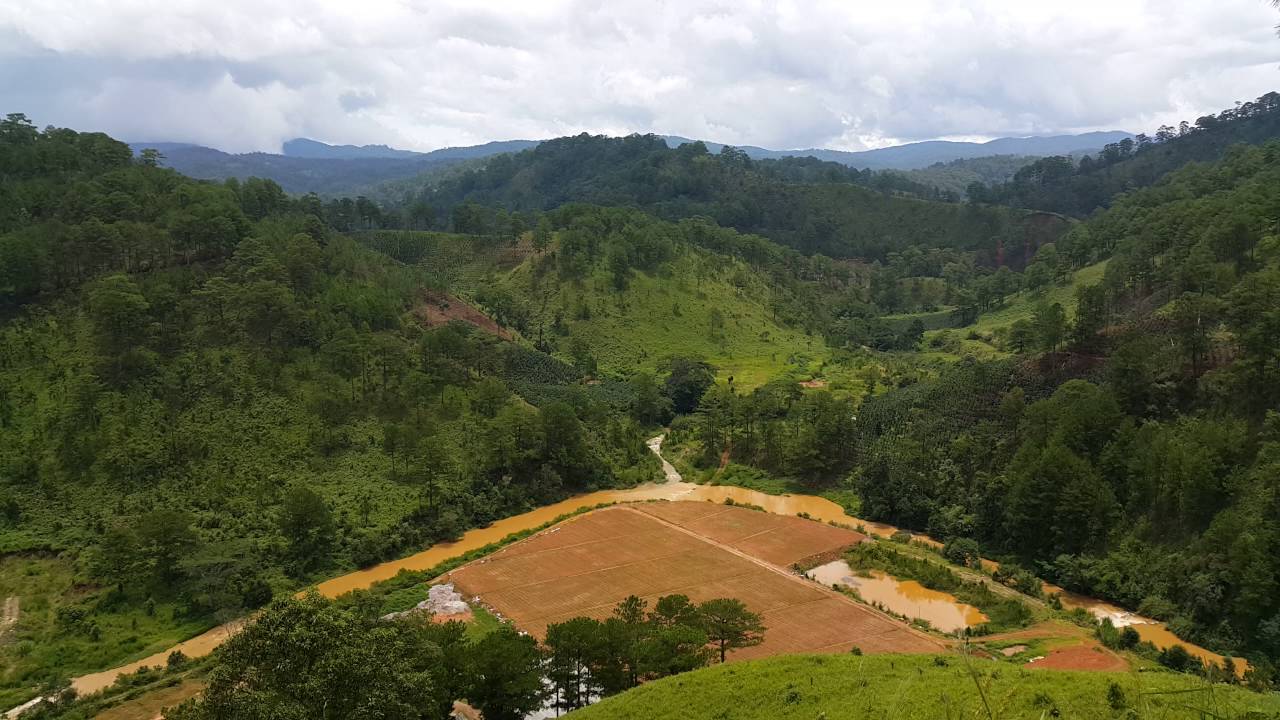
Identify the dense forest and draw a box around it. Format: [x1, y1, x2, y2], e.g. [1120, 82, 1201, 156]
[395, 133, 1066, 264]
[681, 138, 1280, 674]
[893, 154, 1039, 199]
[0, 114, 665, 701]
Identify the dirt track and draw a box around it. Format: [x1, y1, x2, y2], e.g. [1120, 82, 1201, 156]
[0, 597, 17, 643]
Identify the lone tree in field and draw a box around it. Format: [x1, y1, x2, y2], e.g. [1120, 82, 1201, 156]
[697, 598, 765, 662]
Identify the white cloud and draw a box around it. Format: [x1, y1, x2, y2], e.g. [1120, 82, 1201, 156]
[1, 0, 1276, 152]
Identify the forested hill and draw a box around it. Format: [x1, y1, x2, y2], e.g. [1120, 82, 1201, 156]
[973, 91, 1280, 216]
[397, 133, 1067, 264]
[678, 138, 1280, 671]
[0, 114, 664, 704]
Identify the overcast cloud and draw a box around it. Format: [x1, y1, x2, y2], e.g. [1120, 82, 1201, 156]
[1, 0, 1277, 153]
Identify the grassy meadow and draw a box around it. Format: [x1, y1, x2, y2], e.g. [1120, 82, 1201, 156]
[568, 653, 1280, 720]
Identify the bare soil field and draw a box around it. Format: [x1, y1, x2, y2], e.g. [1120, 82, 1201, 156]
[634, 501, 869, 566]
[1028, 641, 1128, 672]
[415, 289, 513, 340]
[445, 502, 941, 660]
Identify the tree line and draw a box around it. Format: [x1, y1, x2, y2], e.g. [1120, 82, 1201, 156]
[969, 92, 1280, 216]
[152, 590, 763, 720]
[684, 139, 1280, 680]
[383, 132, 1063, 263]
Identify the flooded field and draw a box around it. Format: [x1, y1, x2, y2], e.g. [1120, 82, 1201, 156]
[806, 560, 987, 634]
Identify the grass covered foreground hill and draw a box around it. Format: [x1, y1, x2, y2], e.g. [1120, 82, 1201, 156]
[568, 654, 1280, 720]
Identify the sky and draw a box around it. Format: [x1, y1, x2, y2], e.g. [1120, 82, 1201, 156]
[1, 1, 1277, 154]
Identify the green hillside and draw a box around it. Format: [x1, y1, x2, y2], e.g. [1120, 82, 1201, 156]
[976, 91, 1280, 216]
[877, 259, 1109, 359]
[569, 654, 1280, 720]
[494, 246, 825, 389]
[966, 259, 1108, 334]
[0, 118, 658, 707]
[347, 212, 839, 390]
[395, 133, 1067, 264]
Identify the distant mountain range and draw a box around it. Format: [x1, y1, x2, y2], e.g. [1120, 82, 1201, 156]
[660, 131, 1134, 170]
[280, 137, 540, 161]
[129, 130, 1131, 195]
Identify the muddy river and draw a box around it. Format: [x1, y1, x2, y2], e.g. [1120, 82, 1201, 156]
[54, 435, 1241, 701]
[807, 560, 987, 634]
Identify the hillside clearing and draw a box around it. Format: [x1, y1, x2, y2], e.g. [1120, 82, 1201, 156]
[498, 250, 825, 389]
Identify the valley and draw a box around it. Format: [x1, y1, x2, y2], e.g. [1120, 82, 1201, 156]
[1, 82, 1279, 719]
[49, 436, 1246, 712]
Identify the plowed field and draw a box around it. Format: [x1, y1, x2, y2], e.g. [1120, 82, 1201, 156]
[445, 502, 942, 660]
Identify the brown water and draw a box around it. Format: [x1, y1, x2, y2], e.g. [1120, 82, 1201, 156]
[1046, 585, 1248, 675]
[53, 435, 1238, 700]
[807, 560, 987, 633]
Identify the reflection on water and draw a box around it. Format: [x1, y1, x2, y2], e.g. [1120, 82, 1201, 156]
[807, 560, 987, 633]
[60, 435, 1240, 697]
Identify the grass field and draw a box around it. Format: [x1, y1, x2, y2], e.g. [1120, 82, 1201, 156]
[916, 259, 1110, 360]
[970, 259, 1109, 334]
[0, 556, 214, 709]
[444, 503, 940, 657]
[568, 653, 1280, 720]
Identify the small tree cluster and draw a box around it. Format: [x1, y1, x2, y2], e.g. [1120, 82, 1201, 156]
[544, 594, 764, 712]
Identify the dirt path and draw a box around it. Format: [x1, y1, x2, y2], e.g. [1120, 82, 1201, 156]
[0, 596, 18, 642]
[92, 680, 204, 720]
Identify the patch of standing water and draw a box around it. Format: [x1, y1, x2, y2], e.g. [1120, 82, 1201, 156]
[1046, 585, 1246, 675]
[806, 560, 987, 634]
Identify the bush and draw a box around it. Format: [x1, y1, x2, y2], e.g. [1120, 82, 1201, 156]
[1107, 682, 1126, 710]
[1158, 645, 1198, 674]
[942, 538, 980, 567]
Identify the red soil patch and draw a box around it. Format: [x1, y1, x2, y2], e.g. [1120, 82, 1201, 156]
[415, 289, 512, 340]
[445, 503, 938, 660]
[1027, 640, 1128, 672]
[799, 379, 828, 388]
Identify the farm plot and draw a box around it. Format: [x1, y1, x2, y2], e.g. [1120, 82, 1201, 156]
[633, 502, 869, 566]
[445, 502, 941, 659]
